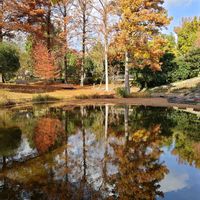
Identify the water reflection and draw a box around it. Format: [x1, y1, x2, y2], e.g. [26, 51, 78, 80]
[0, 105, 199, 199]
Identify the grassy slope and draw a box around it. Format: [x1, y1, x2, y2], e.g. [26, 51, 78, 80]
[151, 77, 200, 93]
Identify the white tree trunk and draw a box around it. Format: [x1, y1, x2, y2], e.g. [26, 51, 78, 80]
[105, 44, 109, 91]
[0, 73, 2, 83]
[104, 4, 109, 92]
[125, 51, 130, 95]
[105, 104, 109, 138]
[124, 105, 129, 143]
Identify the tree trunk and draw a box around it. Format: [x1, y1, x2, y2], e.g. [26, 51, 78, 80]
[46, 3, 52, 50]
[63, 6, 68, 84]
[104, 36, 109, 91]
[0, 73, 3, 83]
[0, 0, 3, 42]
[64, 50, 68, 83]
[2, 156, 6, 170]
[104, 8, 109, 91]
[103, 104, 109, 185]
[80, 7, 86, 87]
[124, 105, 129, 145]
[125, 51, 130, 95]
[79, 106, 87, 198]
[64, 110, 68, 182]
[0, 28, 3, 42]
[105, 104, 109, 138]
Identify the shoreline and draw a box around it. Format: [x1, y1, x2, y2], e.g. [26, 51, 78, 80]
[2, 97, 200, 111]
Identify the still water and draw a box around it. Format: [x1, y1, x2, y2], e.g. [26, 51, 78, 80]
[0, 105, 200, 200]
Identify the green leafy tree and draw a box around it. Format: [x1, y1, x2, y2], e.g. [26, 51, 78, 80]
[66, 50, 82, 84]
[0, 42, 20, 82]
[163, 33, 177, 55]
[175, 17, 200, 55]
[131, 52, 177, 89]
[172, 48, 200, 81]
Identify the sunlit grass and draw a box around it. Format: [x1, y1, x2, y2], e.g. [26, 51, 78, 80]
[0, 84, 149, 107]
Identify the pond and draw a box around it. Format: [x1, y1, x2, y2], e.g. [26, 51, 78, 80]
[0, 105, 200, 200]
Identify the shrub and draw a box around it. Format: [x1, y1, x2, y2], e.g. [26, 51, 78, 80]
[116, 87, 130, 98]
[32, 95, 60, 103]
[75, 95, 89, 99]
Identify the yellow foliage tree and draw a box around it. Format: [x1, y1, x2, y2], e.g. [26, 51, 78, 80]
[118, 0, 171, 93]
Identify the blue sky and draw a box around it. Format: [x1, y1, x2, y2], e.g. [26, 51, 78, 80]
[164, 0, 200, 34]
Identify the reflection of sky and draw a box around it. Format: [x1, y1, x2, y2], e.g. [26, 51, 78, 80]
[65, 130, 120, 193]
[158, 147, 200, 200]
[14, 136, 37, 160]
[160, 170, 189, 193]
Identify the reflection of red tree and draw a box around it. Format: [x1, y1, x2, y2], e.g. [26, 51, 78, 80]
[34, 118, 64, 153]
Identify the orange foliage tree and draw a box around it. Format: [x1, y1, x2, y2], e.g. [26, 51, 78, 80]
[117, 0, 171, 94]
[33, 43, 60, 80]
[34, 117, 64, 153]
[4, 0, 54, 49]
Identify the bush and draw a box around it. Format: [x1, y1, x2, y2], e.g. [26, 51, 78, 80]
[32, 95, 60, 103]
[116, 87, 130, 98]
[75, 95, 89, 99]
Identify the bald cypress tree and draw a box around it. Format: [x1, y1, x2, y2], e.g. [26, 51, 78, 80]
[118, 0, 171, 94]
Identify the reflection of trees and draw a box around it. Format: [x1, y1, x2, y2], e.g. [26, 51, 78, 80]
[171, 132, 200, 168]
[111, 124, 168, 200]
[170, 111, 200, 141]
[0, 127, 22, 169]
[163, 111, 200, 168]
[1, 105, 200, 199]
[34, 118, 64, 153]
[128, 106, 175, 136]
[0, 127, 22, 157]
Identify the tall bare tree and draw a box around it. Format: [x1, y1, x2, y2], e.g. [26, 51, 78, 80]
[92, 0, 115, 91]
[52, 0, 74, 83]
[76, 0, 92, 86]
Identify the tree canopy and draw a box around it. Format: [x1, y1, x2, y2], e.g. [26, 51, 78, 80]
[0, 43, 20, 81]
